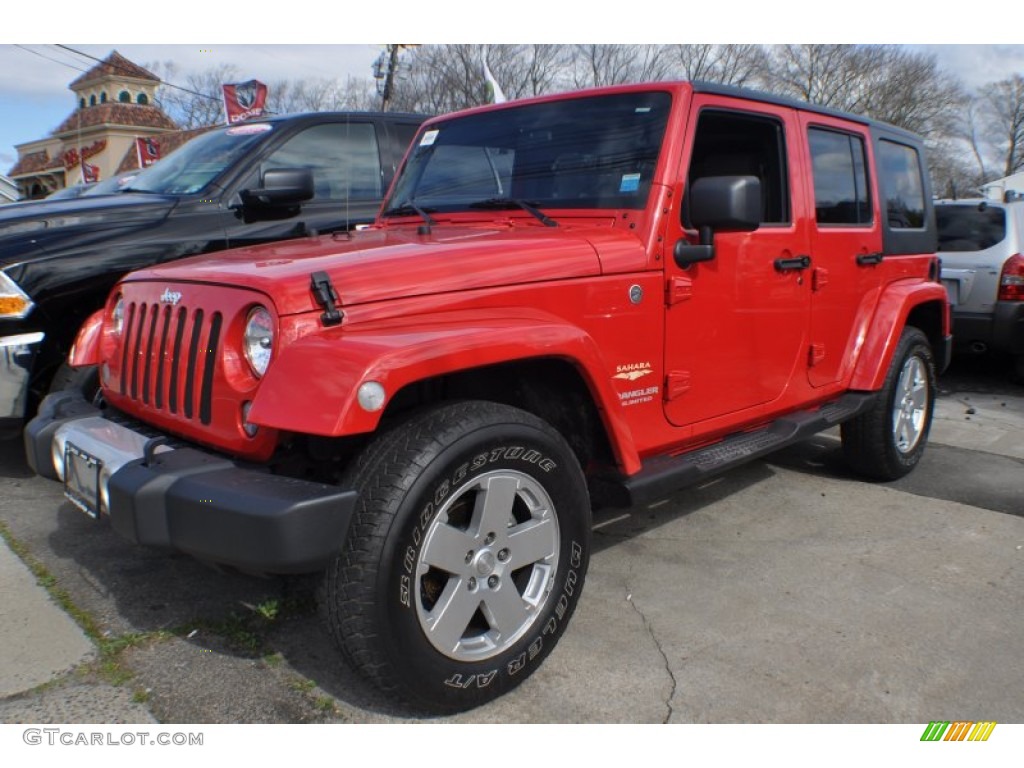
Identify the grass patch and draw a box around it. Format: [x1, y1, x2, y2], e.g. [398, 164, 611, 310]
[314, 695, 336, 713]
[182, 592, 316, 656]
[253, 599, 279, 622]
[290, 677, 316, 694]
[262, 652, 284, 668]
[0, 520, 172, 687]
[0, 520, 103, 641]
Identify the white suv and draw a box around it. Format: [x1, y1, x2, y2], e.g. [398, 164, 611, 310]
[937, 197, 1024, 378]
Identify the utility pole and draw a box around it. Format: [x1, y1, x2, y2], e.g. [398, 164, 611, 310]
[374, 44, 417, 112]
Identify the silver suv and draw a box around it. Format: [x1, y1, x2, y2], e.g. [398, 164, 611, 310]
[936, 197, 1024, 378]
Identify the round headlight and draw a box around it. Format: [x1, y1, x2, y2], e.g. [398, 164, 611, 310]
[111, 295, 124, 337]
[243, 306, 274, 377]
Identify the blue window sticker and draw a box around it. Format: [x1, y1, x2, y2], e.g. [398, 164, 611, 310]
[619, 173, 641, 193]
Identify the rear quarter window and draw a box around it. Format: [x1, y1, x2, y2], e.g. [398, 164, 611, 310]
[878, 139, 926, 229]
[936, 205, 1006, 252]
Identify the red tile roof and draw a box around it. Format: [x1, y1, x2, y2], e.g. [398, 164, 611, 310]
[115, 126, 218, 173]
[8, 150, 54, 177]
[54, 103, 178, 136]
[69, 51, 160, 89]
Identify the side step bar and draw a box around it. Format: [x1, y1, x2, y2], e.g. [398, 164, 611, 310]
[598, 393, 877, 509]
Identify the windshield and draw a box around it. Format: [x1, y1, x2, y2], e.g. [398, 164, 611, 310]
[126, 123, 275, 195]
[385, 92, 671, 214]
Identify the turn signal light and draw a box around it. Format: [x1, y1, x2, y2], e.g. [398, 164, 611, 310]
[0, 295, 32, 317]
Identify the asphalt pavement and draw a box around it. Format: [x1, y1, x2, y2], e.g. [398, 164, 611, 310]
[0, 357, 1021, 723]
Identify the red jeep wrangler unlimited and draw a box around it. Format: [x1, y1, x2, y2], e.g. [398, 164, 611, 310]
[26, 82, 951, 712]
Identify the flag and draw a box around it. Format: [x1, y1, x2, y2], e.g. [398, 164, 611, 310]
[136, 137, 161, 168]
[81, 160, 99, 184]
[223, 80, 268, 124]
[482, 50, 506, 104]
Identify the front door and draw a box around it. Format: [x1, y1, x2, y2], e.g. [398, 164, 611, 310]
[663, 98, 812, 429]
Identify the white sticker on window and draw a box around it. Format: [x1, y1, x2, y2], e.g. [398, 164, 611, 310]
[419, 129, 439, 147]
[619, 173, 641, 193]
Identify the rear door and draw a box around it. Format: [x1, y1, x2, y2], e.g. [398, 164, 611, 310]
[800, 115, 882, 388]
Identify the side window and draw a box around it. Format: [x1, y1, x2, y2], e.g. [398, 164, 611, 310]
[808, 128, 871, 225]
[878, 139, 926, 229]
[263, 123, 382, 201]
[687, 110, 790, 224]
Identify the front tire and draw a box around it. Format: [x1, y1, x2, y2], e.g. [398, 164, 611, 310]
[841, 326, 936, 480]
[321, 401, 591, 713]
[47, 362, 99, 401]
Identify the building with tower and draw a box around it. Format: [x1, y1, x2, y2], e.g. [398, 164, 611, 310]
[7, 51, 181, 199]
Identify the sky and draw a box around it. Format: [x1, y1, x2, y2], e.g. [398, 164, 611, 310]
[2, 2, 1023, 175]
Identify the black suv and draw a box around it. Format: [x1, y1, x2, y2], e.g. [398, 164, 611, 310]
[0, 111, 427, 433]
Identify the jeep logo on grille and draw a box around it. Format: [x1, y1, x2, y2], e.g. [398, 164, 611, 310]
[160, 288, 182, 305]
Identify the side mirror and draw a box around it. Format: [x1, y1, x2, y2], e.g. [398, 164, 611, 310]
[675, 175, 762, 268]
[241, 167, 315, 207]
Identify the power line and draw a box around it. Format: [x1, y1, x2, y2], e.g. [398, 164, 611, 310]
[53, 44, 221, 103]
[13, 44, 91, 75]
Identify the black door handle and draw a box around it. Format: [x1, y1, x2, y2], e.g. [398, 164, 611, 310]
[774, 255, 811, 271]
[857, 252, 884, 266]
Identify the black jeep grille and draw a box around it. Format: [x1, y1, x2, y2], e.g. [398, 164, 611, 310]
[119, 301, 223, 425]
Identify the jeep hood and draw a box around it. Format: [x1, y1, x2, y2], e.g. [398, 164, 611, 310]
[0, 193, 176, 268]
[127, 224, 646, 315]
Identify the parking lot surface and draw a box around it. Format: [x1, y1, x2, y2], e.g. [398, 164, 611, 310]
[1, 358, 1021, 723]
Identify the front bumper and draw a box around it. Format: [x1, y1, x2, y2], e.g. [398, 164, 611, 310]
[0, 331, 44, 428]
[25, 391, 357, 573]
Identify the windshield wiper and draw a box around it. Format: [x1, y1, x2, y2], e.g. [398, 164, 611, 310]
[468, 198, 557, 227]
[383, 200, 436, 231]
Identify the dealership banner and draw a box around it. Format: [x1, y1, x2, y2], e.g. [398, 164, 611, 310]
[222, 80, 268, 124]
[81, 160, 99, 184]
[136, 137, 161, 168]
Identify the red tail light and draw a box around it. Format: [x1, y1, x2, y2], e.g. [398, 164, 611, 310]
[998, 253, 1024, 301]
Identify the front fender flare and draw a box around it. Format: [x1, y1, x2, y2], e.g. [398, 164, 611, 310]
[69, 309, 104, 367]
[247, 311, 642, 472]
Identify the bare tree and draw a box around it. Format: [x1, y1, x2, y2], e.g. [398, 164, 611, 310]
[568, 44, 669, 88]
[856, 48, 964, 139]
[146, 61, 238, 129]
[929, 134, 986, 199]
[667, 44, 769, 87]
[761, 45, 965, 140]
[763, 44, 864, 109]
[266, 76, 377, 114]
[980, 74, 1024, 177]
[390, 45, 491, 114]
[484, 44, 568, 99]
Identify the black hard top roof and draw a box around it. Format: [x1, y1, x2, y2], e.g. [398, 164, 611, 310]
[689, 81, 923, 143]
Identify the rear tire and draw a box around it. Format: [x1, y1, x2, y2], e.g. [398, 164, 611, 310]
[321, 401, 590, 713]
[841, 327, 936, 480]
